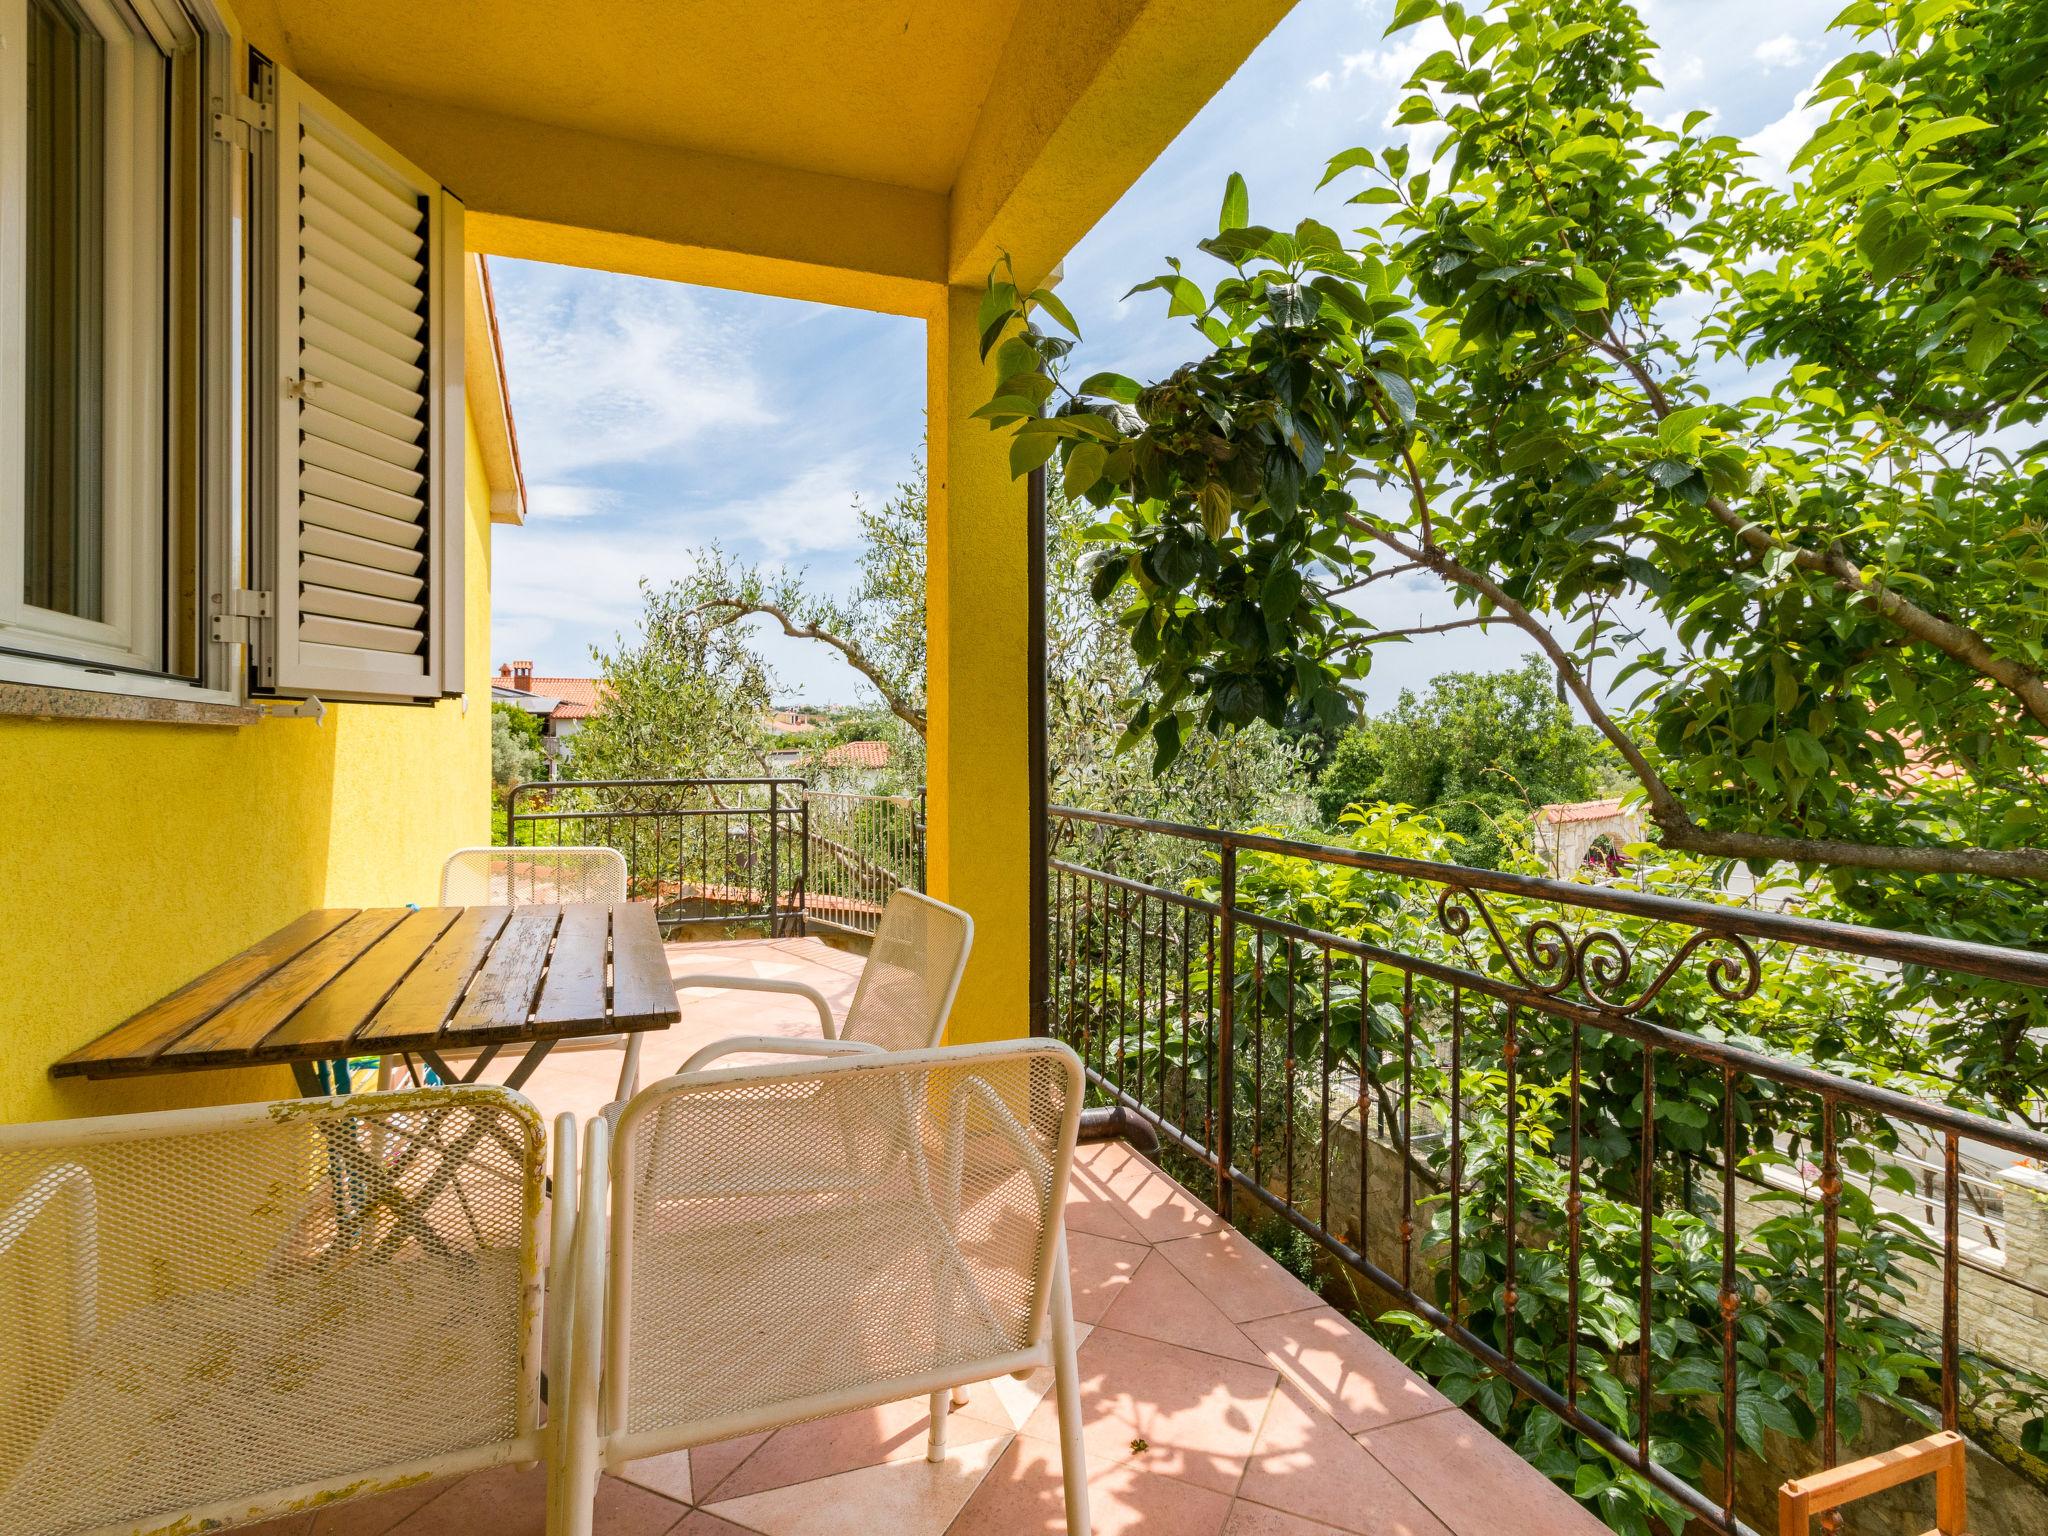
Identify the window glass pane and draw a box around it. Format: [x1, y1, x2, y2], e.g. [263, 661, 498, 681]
[23, 0, 106, 622]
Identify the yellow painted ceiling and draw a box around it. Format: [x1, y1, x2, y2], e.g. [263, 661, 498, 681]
[269, 0, 1031, 194]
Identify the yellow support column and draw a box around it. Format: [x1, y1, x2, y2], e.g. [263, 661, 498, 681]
[925, 285, 1034, 1042]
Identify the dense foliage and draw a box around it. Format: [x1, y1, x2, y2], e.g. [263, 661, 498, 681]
[490, 702, 543, 793]
[1314, 655, 1616, 862]
[566, 578, 774, 782]
[983, 0, 2048, 1116]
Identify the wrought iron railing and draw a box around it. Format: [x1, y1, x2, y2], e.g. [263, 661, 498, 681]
[801, 790, 926, 937]
[1046, 805, 2048, 1536]
[505, 778, 925, 940]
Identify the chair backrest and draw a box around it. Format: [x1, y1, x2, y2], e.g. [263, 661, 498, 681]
[440, 845, 628, 906]
[605, 1040, 1080, 1448]
[0, 1088, 545, 1536]
[839, 889, 973, 1052]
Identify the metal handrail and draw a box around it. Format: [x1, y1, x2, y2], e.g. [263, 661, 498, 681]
[1045, 805, 2048, 1536]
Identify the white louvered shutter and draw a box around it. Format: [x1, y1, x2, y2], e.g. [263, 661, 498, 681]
[258, 70, 463, 701]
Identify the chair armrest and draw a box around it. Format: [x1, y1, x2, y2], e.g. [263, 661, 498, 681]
[677, 1036, 883, 1076]
[674, 974, 839, 1039]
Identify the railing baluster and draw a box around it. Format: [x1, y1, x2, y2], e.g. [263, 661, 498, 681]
[1719, 1065, 1738, 1533]
[1320, 947, 1333, 1238]
[1449, 986, 1464, 1325]
[1638, 1045, 1657, 1464]
[1116, 884, 1130, 1097]
[1359, 955, 1372, 1272]
[1821, 1096, 1841, 1514]
[1216, 842, 1236, 1220]
[1943, 1129, 1961, 1433]
[1285, 937, 1298, 1212]
[1567, 1021, 1583, 1414]
[1205, 908, 1217, 1153]
[1181, 905, 1193, 1137]
[1503, 1003, 1519, 1376]
[1134, 891, 1149, 1111]
[1252, 929, 1266, 1190]
[1401, 971, 1415, 1293]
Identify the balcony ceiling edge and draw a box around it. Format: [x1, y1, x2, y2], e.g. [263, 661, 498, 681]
[319, 83, 951, 319]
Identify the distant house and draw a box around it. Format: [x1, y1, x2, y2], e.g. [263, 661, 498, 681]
[492, 661, 605, 775]
[1532, 797, 1645, 880]
[762, 707, 822, 774]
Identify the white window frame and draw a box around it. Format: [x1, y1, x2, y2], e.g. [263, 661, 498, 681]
[0, 0, 187, 681]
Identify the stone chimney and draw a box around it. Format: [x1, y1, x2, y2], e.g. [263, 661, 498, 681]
[500, 660, 534, 692]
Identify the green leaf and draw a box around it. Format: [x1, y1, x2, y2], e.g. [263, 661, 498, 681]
[1151, 714, 1183, 775]
[1319, 147, 1376, 190]
[1219, 172, 1250, 234]
[1075, 371, 1143, 404]
[1370, 368, 1417, 425]
[1027, 287, 1080, 339]
[1010, 432, 1059, 480]
[1644, 459, 1695, 489]
[1063, 441, 1109, 499]
[1899, 114, 1994, 158]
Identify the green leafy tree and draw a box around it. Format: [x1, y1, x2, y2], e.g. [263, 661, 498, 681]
[567, 578, 774, 782]
[1314, 656, 1617, 862]
[490, 702, 543, 793]
[682, 466, 929, 736]
[980, 0, 2048, 1113]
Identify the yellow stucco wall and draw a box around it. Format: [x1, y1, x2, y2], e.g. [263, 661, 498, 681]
[0, 415, 494, 1125]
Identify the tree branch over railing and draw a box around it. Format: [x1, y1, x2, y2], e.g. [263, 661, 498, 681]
[691, 597, 928, 737]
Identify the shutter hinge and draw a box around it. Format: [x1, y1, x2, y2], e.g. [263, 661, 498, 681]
[211, 588, 273, 645]
[211, 95, 272, 150]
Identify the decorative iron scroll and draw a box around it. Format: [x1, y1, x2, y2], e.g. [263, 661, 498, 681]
[1435, 888, 1762, 1014]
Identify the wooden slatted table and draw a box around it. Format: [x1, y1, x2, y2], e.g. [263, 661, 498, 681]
[53, 903, 680, 1095]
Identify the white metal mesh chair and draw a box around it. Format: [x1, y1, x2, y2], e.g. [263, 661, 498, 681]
[439, 846, 629, 906]
[0, 1088, 548, 1536]
[554, 1040, 1090, 1536]
[612, 888, 972, 1102]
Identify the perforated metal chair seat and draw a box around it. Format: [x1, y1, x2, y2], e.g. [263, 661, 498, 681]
[0, 1249, 522, 1536]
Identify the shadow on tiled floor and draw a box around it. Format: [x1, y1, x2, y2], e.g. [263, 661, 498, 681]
[278, 939, 1601, 1536]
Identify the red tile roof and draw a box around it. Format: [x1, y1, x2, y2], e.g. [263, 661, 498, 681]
[824, 739, 891, 769]
[1537, 797, 1628, 825]
[496, 663, 605, 720]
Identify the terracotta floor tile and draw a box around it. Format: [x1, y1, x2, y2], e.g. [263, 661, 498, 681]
[709, 1394, 1012, 1503]
[1087, 1147, 1223, 1244]
[1096, 1250, 1275, 1367]
[1240, 1308, 1453, 1435]
[383, 1465, 548, 1536]
[1237, 1385, 1452, 1536]
[947, 1433, 1233, 1536]
[1156, 1229, 1324, 1323]
[671, 1512, 763, 1536]
[618, 1447, 694, 1504]
[1018, 1324, 1277, 1496]
[705, 1433, 1007, 1536]
[1067, 1227, 1149, 1323]
[1224, 1502, 1353, 1536]
[1358, 1411, 1606, 1536]
[385, 1463, 686, 1536]
[689, 1432, 773, 1503]
[310, 1479, 454, 1536]
[1065, 1174, 1152, 1245]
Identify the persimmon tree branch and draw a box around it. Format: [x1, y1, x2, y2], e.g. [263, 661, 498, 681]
[1591, 331, 2048, 731]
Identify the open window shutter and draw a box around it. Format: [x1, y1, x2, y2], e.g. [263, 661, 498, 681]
[257, 69, 463, 702]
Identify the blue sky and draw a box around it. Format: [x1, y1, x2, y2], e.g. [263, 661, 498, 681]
[490, 0, 1841, 706]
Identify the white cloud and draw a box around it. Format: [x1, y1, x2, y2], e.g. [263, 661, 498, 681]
[692, 453, 878, 561]
[1743, 86, 1826, 186]
[1306, 69, 1334, 91]
[492, 266, 773, 478]
[522, 483, 613, 521]
[1753, 34, 1810, 69]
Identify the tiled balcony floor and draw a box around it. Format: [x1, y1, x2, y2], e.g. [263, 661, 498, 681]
[251, 938, 1600, 1536]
